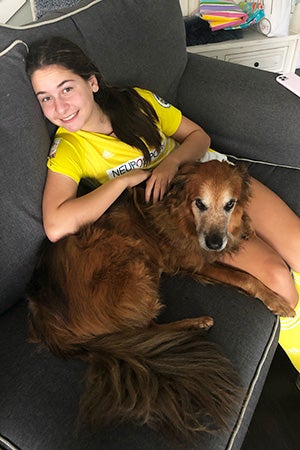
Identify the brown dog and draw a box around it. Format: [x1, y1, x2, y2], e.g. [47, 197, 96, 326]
[27, 160, 293, 439]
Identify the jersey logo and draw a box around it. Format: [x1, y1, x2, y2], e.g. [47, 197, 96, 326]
[154, 94, 171, 108]
[102, 149, 114, 159]
[106, 156, 145, 179]
[49, 138, 61, 159]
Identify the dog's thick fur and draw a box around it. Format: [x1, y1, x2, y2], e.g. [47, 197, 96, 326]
[27, 160, 293, 439]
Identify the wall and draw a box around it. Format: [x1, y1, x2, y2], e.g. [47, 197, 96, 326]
[8, 0, 32, 25]
[179, 0, 199, 16]
[0, 0, 32, 25]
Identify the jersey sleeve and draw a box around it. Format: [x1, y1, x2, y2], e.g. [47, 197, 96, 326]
[136, 88, 182, 137]
[46, 132, 84, 184]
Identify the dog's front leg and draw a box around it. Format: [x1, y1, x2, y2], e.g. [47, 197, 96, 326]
[194, 263, 295, 317]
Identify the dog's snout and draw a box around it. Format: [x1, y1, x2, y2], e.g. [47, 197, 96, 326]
[205, 233, 225, 251]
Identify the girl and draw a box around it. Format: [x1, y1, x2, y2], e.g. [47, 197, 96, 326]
[26, 37, 300, 373]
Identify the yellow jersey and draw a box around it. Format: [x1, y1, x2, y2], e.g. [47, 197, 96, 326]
[47, 87, 182, 184]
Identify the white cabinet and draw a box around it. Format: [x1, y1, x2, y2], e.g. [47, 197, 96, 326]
[187, 28, 300, 73]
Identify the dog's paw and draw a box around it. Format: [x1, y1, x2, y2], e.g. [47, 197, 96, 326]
[263, 293, 295, 317]
[194, 316, 214, 330]
[277, 304, 295, 318]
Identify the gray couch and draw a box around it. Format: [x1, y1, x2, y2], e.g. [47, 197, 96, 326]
[1, 1, 299, 449]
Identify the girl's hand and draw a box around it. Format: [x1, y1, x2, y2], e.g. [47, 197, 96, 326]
[145, 158, 179, 203]
[145, 115, 210, 203]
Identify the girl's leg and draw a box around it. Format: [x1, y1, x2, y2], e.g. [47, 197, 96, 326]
[223, 234, 298, 308]
[223, 176, 300, 370]
[247, 177, 300, 274]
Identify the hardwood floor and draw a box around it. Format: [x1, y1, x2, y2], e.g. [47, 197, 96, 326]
[241, 345, 300, 450]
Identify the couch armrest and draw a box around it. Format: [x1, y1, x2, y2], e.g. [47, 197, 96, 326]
[176, 53, 300, 168]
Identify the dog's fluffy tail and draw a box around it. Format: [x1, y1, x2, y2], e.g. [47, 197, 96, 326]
[78, 327, 242, 439]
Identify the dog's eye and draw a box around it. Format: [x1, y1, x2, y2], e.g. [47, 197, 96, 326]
[195, 199, 207, 212]
[224, 199, 236, 212]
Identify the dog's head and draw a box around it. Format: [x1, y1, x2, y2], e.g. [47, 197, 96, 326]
[167, 160, 254, 254]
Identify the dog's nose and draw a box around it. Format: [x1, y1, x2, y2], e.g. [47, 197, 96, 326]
[205, 234, 224, 251]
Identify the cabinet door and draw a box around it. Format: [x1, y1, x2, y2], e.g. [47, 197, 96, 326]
[224, 47, 288, 72]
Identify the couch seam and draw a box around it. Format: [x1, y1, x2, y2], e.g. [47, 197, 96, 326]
[227, 154, 300, 171]
[226, 315, 280, 449]
[0, 435, 20, 450]
[0, 40, 28, 57]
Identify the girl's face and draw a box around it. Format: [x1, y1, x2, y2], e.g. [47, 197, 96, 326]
[31, 64, 101, 133]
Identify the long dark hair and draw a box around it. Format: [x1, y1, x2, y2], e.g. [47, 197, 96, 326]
[26, 37, 162, 164]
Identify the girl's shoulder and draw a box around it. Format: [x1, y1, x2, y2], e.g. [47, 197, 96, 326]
[134, 87, 172, 110]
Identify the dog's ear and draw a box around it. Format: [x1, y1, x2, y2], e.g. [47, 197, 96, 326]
[233, 162, 252, 204]
[241, 212, 255, 241]
[174, 161, 202, 177]
[166, 162, 202, 201]
[165, 176, 188, 207]
[229, 162, 255, 240]
[164, 165, 194, 205]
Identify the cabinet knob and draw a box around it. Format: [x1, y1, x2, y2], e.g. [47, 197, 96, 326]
[254, 62, 260, 68]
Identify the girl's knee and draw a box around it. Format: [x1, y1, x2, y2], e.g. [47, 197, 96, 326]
[264, 259, 298, 308]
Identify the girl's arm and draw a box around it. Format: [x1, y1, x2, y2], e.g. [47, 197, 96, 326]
[43, 169, 150, 242]
[145, 115, 211, 203]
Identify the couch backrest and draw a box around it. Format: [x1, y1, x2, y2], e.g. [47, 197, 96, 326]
[0, 0, 187, 313]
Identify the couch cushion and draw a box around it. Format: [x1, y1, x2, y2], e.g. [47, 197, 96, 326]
[0, 41, 48, 313]
[31, 0, 82, 20]
[0, 0, 187, 312]
[0, 0, 187, 102]
[178, 53, 300, 168]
